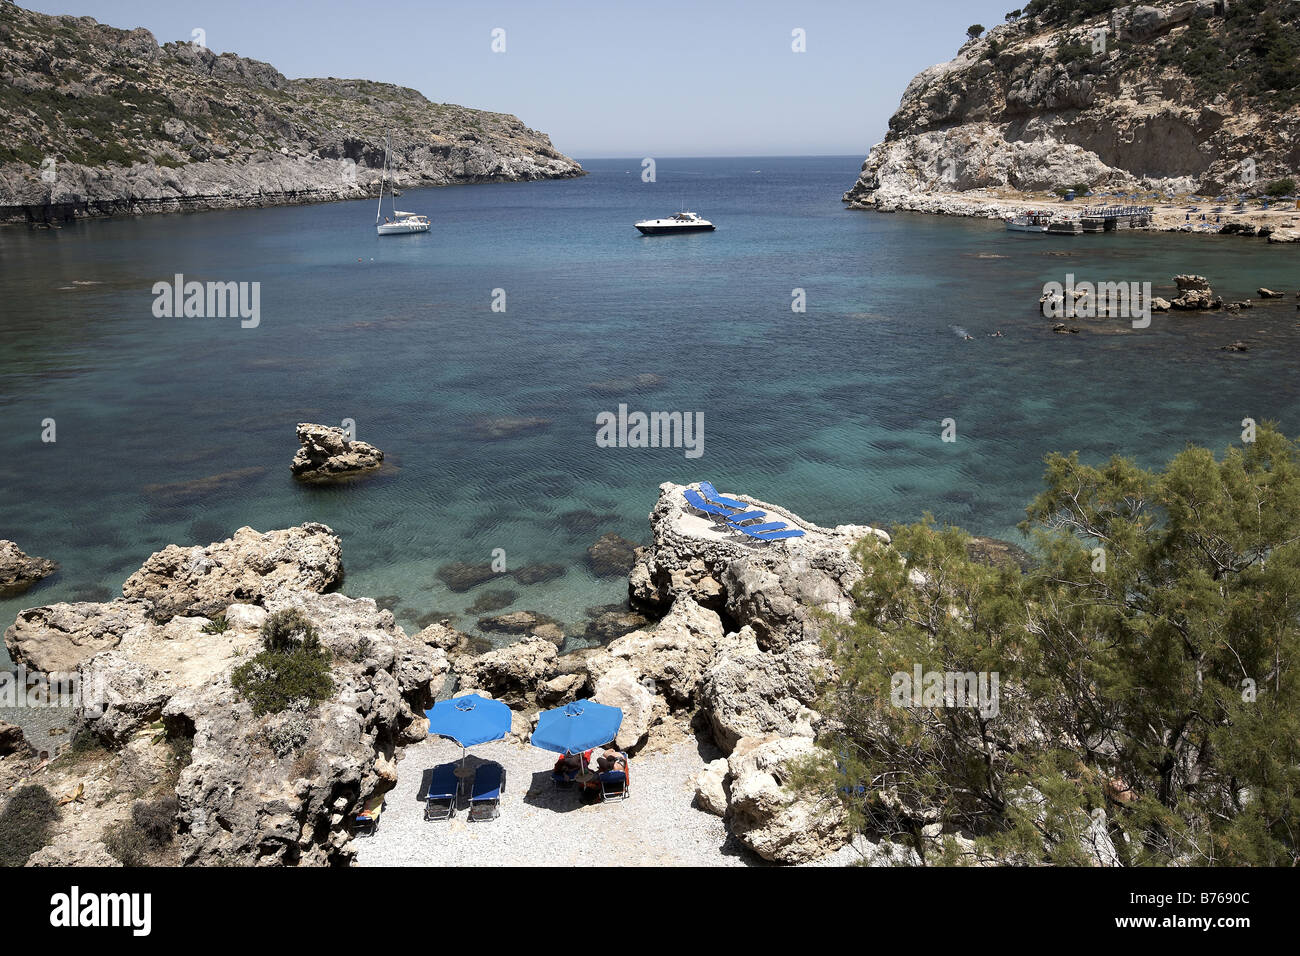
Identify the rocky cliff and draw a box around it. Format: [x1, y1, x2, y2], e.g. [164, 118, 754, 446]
[844, 0, 1300, 209]
[0, 1, 583, 223]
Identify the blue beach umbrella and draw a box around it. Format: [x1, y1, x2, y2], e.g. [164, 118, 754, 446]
[425, 693, 513, 772]
[531, 699, 623, 759]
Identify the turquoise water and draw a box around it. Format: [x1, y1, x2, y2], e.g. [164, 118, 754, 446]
[2, 156, 1298, 655]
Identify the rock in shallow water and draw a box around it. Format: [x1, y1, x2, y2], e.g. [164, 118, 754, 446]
[0, 539, 58, 598]
[290, 422, 384, 482]
[586, 532, 638, 578]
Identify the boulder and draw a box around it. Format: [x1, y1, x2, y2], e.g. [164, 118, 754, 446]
[701, 628, 825, 752]
[591, 665, 659, 752]
[727, 735, 849, 864]
[4, 598, 153, 673]
[290, 423, 384, 482]
[476, 610, 564, 645]
[1171, 274, 1222, 310]
[588, 596, 725, 708]
[0, 540, 58, 597]
[122, 523, 343, 621]
[692, 757, 729, 816]
[1258, 288, 1284, 298]
[457, 636, 558, 708]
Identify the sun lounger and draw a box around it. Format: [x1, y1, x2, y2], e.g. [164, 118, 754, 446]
[468, 764, 504, 822]
[424, 763, 459, 821]
[683, 487, 745, 517]
[734, 523, 806, 541]
[698, 481, 748, 510]
[724, 509, 768, 526]
[728, 521, 790, 534]
[354, 792, 385, 837]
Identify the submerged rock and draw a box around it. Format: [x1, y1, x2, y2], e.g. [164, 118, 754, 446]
[0, 540, 58, 597]
[290, 423, 384, 482]
[471, 416, 551, 439]
[466, 589, 518, 614]
[435, 561, 499, 592]
[586, 533, 638, 578]
[965, 536, 1035, 572]
[581, 605, 652, 645]
[510, 562, 567, 585]
[476, 609, 565, 644]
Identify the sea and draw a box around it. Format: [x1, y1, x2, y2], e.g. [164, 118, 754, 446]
[2, 155, 1298, 662]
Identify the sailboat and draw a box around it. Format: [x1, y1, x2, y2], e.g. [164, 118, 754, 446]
[375, 133, 429, 235]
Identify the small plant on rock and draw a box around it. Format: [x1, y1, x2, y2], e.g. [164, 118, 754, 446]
[231, 609, 334, 716]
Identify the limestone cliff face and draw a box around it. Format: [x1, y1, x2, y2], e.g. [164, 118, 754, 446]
[844, 0, 1300, 207]
[0, 1, 584, 223]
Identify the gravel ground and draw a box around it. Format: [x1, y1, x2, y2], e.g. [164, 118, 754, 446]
[355, 736, 776, 867]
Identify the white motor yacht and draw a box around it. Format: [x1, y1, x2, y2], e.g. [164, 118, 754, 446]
[634, 211, 715, 235]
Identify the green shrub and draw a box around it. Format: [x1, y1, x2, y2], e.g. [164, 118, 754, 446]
[1265, 178, 1296, 197]
[967, 23, 985, 39]
[260, 608, 322, 653]
[231, 609, 333, 716]
[201, 614, 230, 634]
[0, 785, 58, 866]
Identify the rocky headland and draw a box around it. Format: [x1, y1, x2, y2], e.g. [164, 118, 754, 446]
[0, 1, 584, 224]
[843, 0, 1300, 241]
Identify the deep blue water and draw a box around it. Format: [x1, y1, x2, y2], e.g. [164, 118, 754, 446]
[2, 155, 1298, 653]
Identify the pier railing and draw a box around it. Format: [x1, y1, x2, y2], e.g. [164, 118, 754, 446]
[1081, 205, 1154, 218]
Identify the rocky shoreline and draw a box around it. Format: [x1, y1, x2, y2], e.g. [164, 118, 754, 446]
[0, 4, 584, 225]
[842, 186, 1300, 242]
[0, 482, 924, 866]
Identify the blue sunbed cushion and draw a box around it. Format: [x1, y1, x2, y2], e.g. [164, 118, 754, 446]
[732, 521, 788, 534]
[751, 528, 806, 541]
[471, 765, 503, 801]
[426, 764, 458, 801]
[724, 510, 768, 525]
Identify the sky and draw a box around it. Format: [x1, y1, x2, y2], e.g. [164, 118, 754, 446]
[21, 0, 1014, 157]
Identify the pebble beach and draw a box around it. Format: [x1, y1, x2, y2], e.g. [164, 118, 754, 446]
[354, 736, 868, 868]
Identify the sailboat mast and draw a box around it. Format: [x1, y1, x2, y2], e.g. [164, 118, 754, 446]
[376, 133, 388, 224]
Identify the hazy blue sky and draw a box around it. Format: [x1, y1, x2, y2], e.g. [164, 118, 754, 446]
[24, 0, 1013, 157]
